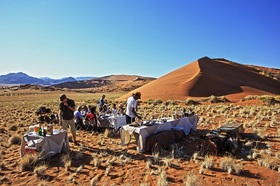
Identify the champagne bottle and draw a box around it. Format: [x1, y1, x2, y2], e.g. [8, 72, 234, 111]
[38, 124, 42, 136]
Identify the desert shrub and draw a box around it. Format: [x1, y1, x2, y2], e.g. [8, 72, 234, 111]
[220, 96, 230, 102]
[259, 95, 276, 105]
[147, 99, 154, 105]
[157, 170, 168, 186]
[201, 156, 214, 169]
[8, 135, 21, 145]
[257, 154, 279, 170]
[90, 174, 99, 186]
[209, 95, 230, 103]
[75, 151, 83, 160]
[61, 154, 72, 171]
[185, 98, 199, 105]
[105, 166, 111, 176]
[18, 123, 25, 127]
[155, 99, 163, 104]
[0, 128, 5, 133]
[20, 154, 38, 171]
[9, 125, 18, 131]
[76, 165, 83, 173]
[209, 95, 219, 103]
[146, 158, 152, 169]
[220, 156, 242, 174]
[241, 95, 258, 101]
[38, 180, 49, 186]
[185, 172, 199, 186]
[34, 164, 48, 177]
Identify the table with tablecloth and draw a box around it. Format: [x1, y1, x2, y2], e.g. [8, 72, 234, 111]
[109, 115, 127, 131]
[20, 130, 69, 160]
[120, 115, 199, 152]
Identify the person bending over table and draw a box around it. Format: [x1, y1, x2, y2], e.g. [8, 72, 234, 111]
[125, 92, 142, 124]
[59, 94, 78, 145]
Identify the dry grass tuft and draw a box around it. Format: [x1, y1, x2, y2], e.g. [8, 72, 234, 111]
[157, 169, 168, 186]
[185, 171, 199, 186]
[220, 156, 242, 174]
[90, 174, 100, 186]
[105, 166, 111, 176]
[93, 157, 101, 167]
[8, 135, 21, 146]
[76, 165, 83, 173]
[146, 158, 152, 169]
[103, 128, 111, 138]
[0, 127, 5, 133]
[75, 151, 83, 160]
[9, 125, 18, 131]
[38, 180, 50, 186]
[34, 164, 48, 177]
[20, 154, 38, 171]
[61, 154, 72, 171]
[201, 156, 214, 169]
[257, 154, 279, 170]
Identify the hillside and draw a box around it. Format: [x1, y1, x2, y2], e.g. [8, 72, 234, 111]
[117, 57, 280, 102]
[53, 75, 156, 92]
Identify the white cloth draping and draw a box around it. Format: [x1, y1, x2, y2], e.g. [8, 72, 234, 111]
[120, 115, 199, 153]
[20, 130, 69, 160]
[109, 115, 127, 131]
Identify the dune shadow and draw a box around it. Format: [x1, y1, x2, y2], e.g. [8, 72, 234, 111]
[189, 57, 280, 97]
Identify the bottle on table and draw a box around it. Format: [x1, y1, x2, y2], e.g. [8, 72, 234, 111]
[38, 124, 42, 136]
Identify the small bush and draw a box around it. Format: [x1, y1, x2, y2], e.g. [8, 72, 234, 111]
[155, 99, 163, 104]
[258, 154, 279, 170]
[9, 125, 18, 131]
[20, 154, 38, 171]
[8, 135, 21, 146]
[34, 164, 48, 177]
[220, 156, 242, 174]
[201, 156, 214, 169]
[259, 95, 276, 105]
[209, 95, 219, 103]
[157, 170, 167, 186]
[185, 172, 199, 186]
[185, 98, 199, 105]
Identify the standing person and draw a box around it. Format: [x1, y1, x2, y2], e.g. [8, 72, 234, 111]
[59, 94, 78, 145]
[125, 92, 142, 124]
[98, 95, 106, 112]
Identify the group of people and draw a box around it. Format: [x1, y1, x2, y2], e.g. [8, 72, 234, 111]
[59, 92, 142, 145]
[98, 95, 126, 115]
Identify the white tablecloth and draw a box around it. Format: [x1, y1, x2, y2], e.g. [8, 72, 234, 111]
[109, 115, 127, 131]
[120, 115, 199, 152]
[20, 130, 69, 160]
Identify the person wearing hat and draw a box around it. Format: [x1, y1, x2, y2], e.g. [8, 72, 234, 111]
[59, 94, 78, 145]
[125, 92, 142, 124]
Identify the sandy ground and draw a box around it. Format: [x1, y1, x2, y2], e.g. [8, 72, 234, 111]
[0, 92, 279, 186]
[0, 57, 279, 185]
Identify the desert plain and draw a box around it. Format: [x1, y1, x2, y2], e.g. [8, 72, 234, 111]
[0, 57, 280, 186]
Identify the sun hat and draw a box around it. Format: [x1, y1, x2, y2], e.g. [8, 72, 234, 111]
[135, 92, 141, 99]
[60, 94, 67, 101]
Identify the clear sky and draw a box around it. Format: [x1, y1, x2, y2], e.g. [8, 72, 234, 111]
[0, 0, 279, 79]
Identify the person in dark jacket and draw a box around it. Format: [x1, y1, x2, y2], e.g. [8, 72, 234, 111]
[59, 94, 78, 145]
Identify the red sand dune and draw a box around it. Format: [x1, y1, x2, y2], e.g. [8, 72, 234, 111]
[117, 57, 280, 102]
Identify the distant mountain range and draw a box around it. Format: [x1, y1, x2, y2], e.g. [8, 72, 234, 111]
[0, 72, 95, 85]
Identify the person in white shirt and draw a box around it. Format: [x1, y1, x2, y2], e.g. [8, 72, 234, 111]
[111, 103, 118, 115]
[125, 92, 142, 124]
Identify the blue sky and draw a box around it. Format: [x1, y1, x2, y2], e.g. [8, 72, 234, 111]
[0, 0, 279, 78]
